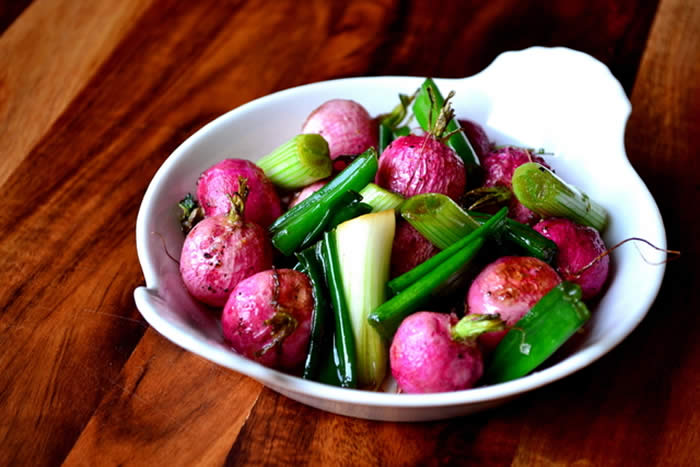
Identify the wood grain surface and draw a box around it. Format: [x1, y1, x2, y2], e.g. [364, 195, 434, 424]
[1, 0, 698, 465]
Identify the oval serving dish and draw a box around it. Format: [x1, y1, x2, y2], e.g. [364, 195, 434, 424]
[134, 47, 667, 422]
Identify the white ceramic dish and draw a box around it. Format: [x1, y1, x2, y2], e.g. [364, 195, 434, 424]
[134, 47, 667, 422]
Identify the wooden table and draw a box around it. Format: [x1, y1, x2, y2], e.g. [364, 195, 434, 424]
[1, 1, 698, 465]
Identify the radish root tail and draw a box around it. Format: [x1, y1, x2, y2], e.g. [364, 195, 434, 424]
[153, 231, 180, 266]
[572, 237, 680, 279]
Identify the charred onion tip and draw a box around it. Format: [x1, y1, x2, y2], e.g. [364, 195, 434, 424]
[464, 186, 512, 211]
[572, 236, 681, 278]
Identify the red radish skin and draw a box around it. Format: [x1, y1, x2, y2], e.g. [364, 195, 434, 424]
[390, 220, 439, 278]
[288, 180, 327, 209]
[482, 147, 550, 225]
[301, 99, 378, 160]
[222, 269, 314, 370]
[534, 218, 610, 300]
[467, 256, 561, 351]
[458, 119, 492, 161]
[179, 215, 273, 307]
[376, 134, 466, 200]
[390, 312, 484, 393]
[197, 159, 282, 229]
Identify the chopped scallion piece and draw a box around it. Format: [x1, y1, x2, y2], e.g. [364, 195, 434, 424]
[335, 210, 395, 388]
[369, 208, 507, 339]
[387, 207, 507, 295]
[400, 193, 558, 263]
[319, 232, 357, 388]
[512, 162, 608, 232]
[296, 245, 331, 380]
[257, 134, 332, 190]
[327, 202, 373, 229]
[485, 281, 591, 384]
[269, 148, 378, 255]
[400, 193, 479, 249]
[359, 183, 405, 212]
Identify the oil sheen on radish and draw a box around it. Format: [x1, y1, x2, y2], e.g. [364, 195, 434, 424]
[301, 99, 378, 160]
[466, 256, 561, 351]
[390, 220, 440, 278]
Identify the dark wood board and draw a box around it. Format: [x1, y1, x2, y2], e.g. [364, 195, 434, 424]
[3, 0, 699, 465]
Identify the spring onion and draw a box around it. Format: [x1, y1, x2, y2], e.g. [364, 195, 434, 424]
[327, 201, 373, 229]
[269, 148, 378, 255]
[358, 183, 405, 212]
[400, 193, 558, 263]
[400, 193, 480, 249]
[294, 190, 362, 252]
[318, 334, 344, 386]
[256, 134, 332, 190]
[319, 231, 357, 388]
[378, 93, 415, 154]
[469, 212, 558, 264]
[335, 210, 395, 388]
[369, 208, 507, 340]
[485, 281, 591, 384]
[296, 245, 331, 380]
[388, 206, 508, 295]
[378, 123, 394, 155]
[512, 162, 608, 232]
[370, 237, 486, 340]
[394, 126, 410, 137]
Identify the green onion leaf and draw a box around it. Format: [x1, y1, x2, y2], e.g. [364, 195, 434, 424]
[359, 183, 405, 213]
[485, 281, 591, 384]
[269, 148, 378, 255]
[412, 78, 480, 175]
[319, 232, 357, 388]
[369, 207, 507, 339]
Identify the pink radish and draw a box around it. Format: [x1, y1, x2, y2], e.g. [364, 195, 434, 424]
[376, 134, 466, 200]
[376, 94, 466, 200]
[533, 218, 609, 300]
[466, 256, 561, 351]
[458, 119, 492, 162]
[301, 99, 377, 160]
[197, 159, 282, 229]
[390, 220, 439, 278]
[390, 312, 504, 393]
[222, 269, 314, 370]
[180, 180, 273, 307]
[288, 180, 328, 209]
